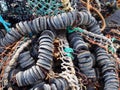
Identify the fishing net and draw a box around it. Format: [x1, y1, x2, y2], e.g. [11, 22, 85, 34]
[0, 0, 64, 21]
[27, 0, 64, 16]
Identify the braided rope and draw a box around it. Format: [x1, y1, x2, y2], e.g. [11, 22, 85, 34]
[2, 38, 31, 88]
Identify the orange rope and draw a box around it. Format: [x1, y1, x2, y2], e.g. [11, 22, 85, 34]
[117, 0, 120, 8]
[87, 0, 90, 12]
[80, 0, 106, 31]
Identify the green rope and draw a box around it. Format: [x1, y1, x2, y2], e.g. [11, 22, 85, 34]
[111, 37, 116, 42]
[64, 47, 74, 53]
[67, 26, 74, 33]
[66, 53, 74, 59]
[64, 47, 74, 60]
[67, 26, 84, 33]
[108, 45, 116, 54]
[109, 37, 117, 53]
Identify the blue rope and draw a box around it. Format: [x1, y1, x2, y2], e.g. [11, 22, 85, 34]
[0, 15, 11, 32]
